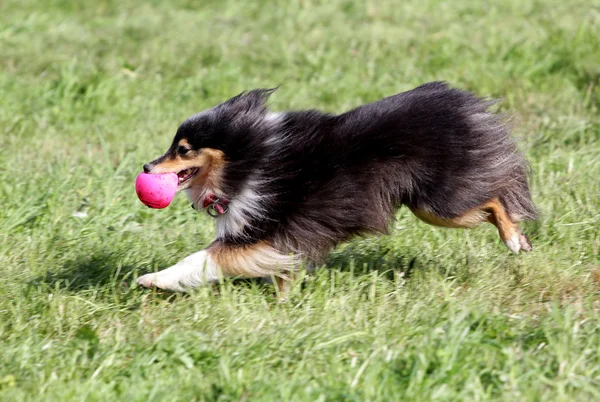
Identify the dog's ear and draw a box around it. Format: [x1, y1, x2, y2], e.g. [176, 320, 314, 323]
[223, 87, 278, 114]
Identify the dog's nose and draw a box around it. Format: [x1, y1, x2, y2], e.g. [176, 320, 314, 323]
[143, 163, 152, 173]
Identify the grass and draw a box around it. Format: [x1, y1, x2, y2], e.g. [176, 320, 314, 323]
[1, 0, 600, 400]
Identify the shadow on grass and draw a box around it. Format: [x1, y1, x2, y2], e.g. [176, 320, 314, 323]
[28, 250, 149, 292]
[324, 238, 489, 283]
[28, 242, 450, 294]
[325, 241, 419, 281]
[28, 250, 275, 295]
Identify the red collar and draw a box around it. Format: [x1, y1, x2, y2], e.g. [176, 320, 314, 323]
[201, 193, 230, 217]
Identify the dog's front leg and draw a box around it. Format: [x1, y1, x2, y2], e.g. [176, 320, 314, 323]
[137, 250, 219, 292]
[137, 241, 297, 292]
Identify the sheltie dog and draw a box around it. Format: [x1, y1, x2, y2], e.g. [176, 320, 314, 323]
[137, 82, 537, 292]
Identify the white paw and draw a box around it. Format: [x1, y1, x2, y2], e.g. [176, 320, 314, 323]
[519, 233, 533, 252]
[136, 271, 187, 292]
[504, 232, 521, 254]
[136, 250, 220, 292]
[137, 273, 159, 289]
[136, 273, 178, 291]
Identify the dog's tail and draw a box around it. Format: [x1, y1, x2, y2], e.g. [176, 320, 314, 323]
[461, 92, 538, 222]
[412, 82, 538, 222]
[338, 81, 538, 223]
[498, 166, 538, 222]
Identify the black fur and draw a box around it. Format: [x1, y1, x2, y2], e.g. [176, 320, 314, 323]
[167, 82, 537, 261]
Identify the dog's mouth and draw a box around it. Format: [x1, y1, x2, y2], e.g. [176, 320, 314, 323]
[177, 168, 200, 187]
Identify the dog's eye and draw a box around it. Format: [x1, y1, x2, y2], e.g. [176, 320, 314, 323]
[178, 146, 190, 155]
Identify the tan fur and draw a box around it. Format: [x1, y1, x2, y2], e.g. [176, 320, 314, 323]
[411, 198, 530, 252]
[178, 139, 191, 149]
[208, 241, 298, 279]
[481, 199, 519, 244]
[195, 148, 226, 190]
[275, 274, 294, 301]
[149, 147, 226, 191]
[411, 207, 488, 228]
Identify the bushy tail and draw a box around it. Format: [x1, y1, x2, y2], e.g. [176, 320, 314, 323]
[464, 98, 537, 222]
[499, 164, 538, 222]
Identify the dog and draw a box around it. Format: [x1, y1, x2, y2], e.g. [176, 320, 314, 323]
[137, 82, 537, 292]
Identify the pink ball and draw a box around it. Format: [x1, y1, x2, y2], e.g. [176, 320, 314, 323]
[135, 172, 178, 209]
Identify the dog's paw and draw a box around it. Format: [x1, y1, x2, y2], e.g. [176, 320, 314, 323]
[137, 273, 157, 289]
[136, 272, 186, 292]
[503, 231, 533, 254]
[519, 232, 532, 252]
[504, 232, 521, 254]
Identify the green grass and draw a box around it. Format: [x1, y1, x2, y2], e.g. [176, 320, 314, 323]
[1, 0, 600, 400]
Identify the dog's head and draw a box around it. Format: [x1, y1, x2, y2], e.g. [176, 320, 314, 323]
[143, 88, 276, 196]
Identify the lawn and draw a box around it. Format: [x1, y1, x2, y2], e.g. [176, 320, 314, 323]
[1, 0, 599, 400]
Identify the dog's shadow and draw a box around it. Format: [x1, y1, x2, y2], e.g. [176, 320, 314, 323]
[325, 242, 418, 280]
[30, 242, 425, 294]
[29, 250, 279, 294]
[29, 251, 146, 292]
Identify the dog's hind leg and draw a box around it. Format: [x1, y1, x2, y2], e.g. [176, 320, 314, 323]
[274, 275, 292, 301]
[410, 198, 532, 254]
[482, 198, 532, 254]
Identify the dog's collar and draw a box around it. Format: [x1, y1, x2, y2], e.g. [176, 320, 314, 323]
[201, 193, 230, 218]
